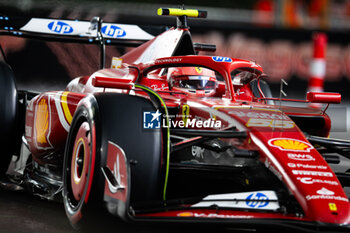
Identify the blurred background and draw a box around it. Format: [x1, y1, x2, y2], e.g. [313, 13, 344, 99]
[0, 0, 350, 136]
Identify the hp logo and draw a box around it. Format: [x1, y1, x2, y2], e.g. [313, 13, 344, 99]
[48, 21, 73, 34]
[101, 25, 126, 38]
[246, 192, 269, 208]
[212, 56, 232, 62]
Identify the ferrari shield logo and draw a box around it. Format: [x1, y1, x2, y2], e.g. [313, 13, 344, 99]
[329, 203, 337, 211]
[182, 104, 190, 125]
[195, 67, 202, 74]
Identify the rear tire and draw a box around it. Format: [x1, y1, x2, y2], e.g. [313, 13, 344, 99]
[0, 62, 18, 177]
[63, 103, 98, 229]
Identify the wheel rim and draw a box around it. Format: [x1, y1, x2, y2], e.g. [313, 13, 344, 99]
[70, 121, 91, 201]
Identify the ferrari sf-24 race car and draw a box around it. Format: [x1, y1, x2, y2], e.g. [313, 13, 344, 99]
[0, 8, 349, 232]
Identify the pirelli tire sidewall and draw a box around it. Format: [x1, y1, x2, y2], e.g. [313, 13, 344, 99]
[62, 94, 101, 228]
[0, 62, 18, 176]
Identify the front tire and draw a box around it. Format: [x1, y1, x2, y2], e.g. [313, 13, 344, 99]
[63, 93, 163, 225]
[0, 62, 18, 177]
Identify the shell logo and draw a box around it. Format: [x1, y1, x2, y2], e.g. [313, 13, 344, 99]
[35, 98, 49, 144]
[177, 212, 194, 217]
[268, 138, 313, 152]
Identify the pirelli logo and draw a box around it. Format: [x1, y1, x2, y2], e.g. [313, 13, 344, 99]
[292, 170, 333, 177]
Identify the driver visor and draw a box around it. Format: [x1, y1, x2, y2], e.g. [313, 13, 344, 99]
[173, 76, 216, 90]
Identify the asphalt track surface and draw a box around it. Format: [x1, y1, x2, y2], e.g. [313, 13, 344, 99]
[0, 189, 282, 233]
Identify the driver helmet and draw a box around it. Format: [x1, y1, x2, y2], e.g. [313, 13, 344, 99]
[232, 70, 257, 85]
[168, 67, 217, 97]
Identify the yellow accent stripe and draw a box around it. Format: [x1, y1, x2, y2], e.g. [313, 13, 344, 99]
[61, 91, 73, 124]
[73, 138, 86, 185]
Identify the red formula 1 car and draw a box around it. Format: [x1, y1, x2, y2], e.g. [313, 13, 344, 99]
[0, 8, 349, 232]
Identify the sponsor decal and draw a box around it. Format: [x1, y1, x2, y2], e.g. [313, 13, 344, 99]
[246, 192, 269, 208]
[317, 187, 334, 195]
[246, 118, 295, 129]
[191, 191, 279, 210]
[288, 163, 327, 170]
[101, 25, 126, 38]
[329, 203, 337, 211]
[292, 170, 333, 177]
[229, 111, 288, 120]
[193, 213, 253, 219]
[191, 146, 205, 159]
[288, 153, 315, 161]
[47, 21, 73, 34]
[297, 177, 339, 186]
[177, 212, 253, 219]
[268, 138, 313, 152]
[150, 84, 167, 91]
[212, 56, 232, 62]
[35, 98, 49, 144]
[195, 67, 203, 73]
[155, 58, 182, 63]
[182, 104, 190, 125]
[306, 195, 348, 202]
[143, 110, 161, 129]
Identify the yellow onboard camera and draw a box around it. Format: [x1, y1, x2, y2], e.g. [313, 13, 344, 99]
[157, 8, 207, 18]
[157, 8, 207, 28]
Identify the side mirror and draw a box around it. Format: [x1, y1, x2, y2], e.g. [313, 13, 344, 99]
[92, 76, 133, 90]
[307, 92, 341, 104]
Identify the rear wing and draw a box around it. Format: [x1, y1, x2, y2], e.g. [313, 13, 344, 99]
[0, 15, 156, 47]
[0, 15, 161, 68]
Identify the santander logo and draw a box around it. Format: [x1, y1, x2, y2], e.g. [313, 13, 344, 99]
[316, 187, 334, 195]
